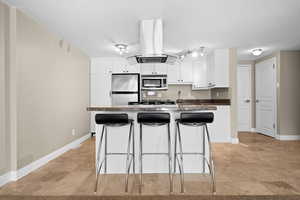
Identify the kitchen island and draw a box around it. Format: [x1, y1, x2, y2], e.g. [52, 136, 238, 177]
[88, 104, 231, 174]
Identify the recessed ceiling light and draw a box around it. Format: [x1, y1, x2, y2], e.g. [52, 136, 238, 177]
[191, 50, 199, 58]
[252, 48, 263, 56]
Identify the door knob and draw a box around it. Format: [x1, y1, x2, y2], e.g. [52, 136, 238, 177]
[256, 100, 259, 103]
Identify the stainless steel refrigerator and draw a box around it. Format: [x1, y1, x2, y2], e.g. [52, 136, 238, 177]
[111, 73, 140, 105]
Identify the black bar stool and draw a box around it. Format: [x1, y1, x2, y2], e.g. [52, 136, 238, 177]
[137, 112, 172, 193]
[94, 113, 135, 193]
[174, 112, 216, 194]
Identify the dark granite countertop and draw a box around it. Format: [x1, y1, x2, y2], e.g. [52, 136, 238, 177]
[176, 99, 230, 105]
[87, 104, 217, 112]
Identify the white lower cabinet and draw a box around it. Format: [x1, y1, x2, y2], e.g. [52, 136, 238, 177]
[208, 106, 231, 142]
[179, 106, 231, 143]
[94, 106, 231, 174]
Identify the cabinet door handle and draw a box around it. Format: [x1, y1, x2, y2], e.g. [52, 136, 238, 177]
[256, 100, 259, 103]
[245, 99, 250, 103]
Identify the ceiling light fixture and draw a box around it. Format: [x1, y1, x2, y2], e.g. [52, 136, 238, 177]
[199, 46, 205, 56]
[114, 44, 128, 55]
[252, 48, 263, 56]
[179, 54, 185, 60]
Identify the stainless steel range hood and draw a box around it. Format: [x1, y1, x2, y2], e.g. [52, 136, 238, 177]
[127, 19, 177, 64]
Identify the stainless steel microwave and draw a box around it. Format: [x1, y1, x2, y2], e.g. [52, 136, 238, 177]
[141, 74, 168, 90]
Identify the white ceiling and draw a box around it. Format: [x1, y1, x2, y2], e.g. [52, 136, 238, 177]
[4, 0, 300, 60]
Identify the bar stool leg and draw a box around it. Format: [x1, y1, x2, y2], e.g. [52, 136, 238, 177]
[132, 122, 135, 174]
[125, 122, 133, 192]
[95, 125, 105, 193]
[173, 124, 177, 175]
[202, 125, 206, 173]
[139, 123, 143, 193]
[167, 123, 173, 192]
[176, 122, 185, 193]
[104, 126, 108, 174]
[205, 124, 216, 194]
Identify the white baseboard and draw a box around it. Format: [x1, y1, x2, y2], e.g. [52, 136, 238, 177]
[0, 133, 90, 187]
[0, 171, 12, 187]
[231, 137, 239, 144]
[250, 128, 256, 132]
[276, 134, 300, 141]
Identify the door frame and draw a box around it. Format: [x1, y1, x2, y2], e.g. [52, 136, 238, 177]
[255, 57, 277, 138]
[237, 64, 252, 132]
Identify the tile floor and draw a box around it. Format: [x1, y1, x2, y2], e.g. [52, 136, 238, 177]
[1, 132, 300, 197]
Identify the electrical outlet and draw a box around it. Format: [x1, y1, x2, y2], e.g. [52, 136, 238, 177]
[71, 129, 76, 136]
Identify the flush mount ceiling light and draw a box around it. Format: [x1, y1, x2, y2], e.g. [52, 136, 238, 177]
[252, 48, 263, 56]
[114, 44, 128, 55]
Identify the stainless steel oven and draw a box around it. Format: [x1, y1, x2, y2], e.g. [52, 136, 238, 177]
[141, 74, 168, 90]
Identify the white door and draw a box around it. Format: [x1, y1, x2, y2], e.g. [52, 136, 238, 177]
[237, 65, 252, 131]
[255, 57, 276, 137]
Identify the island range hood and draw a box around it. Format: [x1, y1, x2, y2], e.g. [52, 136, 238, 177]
[127, 19, 177, 64]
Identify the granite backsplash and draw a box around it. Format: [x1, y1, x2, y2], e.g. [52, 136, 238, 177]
[142, 85, 229, 101]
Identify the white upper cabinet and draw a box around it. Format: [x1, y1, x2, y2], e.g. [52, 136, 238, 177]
[140, 63, 168, 74]
[167, 63, 180, 83]
[127, 64, 140, 73]
[213, 49, 229, 87]
[154, 63, 168, 74]
[192, 58, 209, 89]
[140, 63, 155, 74]
[168, 62, 193, 84]
[180, 61, 193, 83]
[112, 59, 140, 73]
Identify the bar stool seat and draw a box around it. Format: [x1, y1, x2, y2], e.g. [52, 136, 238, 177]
[95, 113, 131, 125]
[137, 112, 172, 193]
[94, 113, 135, 193]
[174, 112, 216, 194]
[176, 112, 214, 124]
[137, 113, 170, 124]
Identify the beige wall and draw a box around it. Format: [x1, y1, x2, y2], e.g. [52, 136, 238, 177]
[242, 51, 300, 136]
[0, 0, 90, 175]
[0, 1, 10, 175]
[15, 10, 90, 168]
[279, 51, 300, 135]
